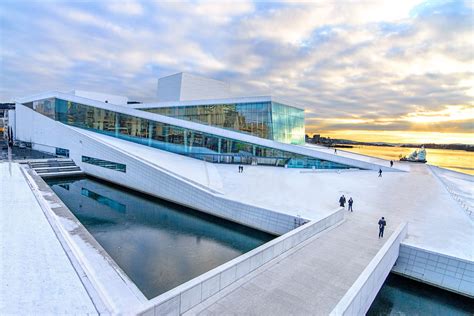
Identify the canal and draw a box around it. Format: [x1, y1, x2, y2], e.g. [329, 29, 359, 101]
[47, 176, 274, 299]
[368, 273, 473, 315]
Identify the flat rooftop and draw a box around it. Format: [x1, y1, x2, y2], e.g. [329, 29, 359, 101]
[135, 95, 305, 110]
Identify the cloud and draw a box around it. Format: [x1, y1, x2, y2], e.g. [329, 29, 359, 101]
[0, 0, 472, 142]
[238, 1, 424, 45]
[107, 1, 144, 16]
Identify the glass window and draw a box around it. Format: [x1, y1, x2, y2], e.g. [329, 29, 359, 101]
[82, 156, 126, 172]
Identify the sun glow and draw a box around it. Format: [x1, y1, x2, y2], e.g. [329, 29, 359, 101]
[313, 130, 474, 144]
[403, 106, 474, 124]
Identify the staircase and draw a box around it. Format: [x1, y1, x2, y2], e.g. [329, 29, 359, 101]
[28, 158, 83, 178]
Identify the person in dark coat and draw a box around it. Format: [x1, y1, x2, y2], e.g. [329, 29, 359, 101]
[390, 160, 393, 167]
[378, 217, 387, 238]
[348, 197, 353, 212]
[339, 195, 346, 207]
[378, 168, 382, 177]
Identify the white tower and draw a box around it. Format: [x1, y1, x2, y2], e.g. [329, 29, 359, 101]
[157, 73, 231, 102]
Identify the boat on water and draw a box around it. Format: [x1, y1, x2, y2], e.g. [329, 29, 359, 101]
[400, 146, 427, 163]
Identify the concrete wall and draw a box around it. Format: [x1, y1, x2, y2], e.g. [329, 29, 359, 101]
[393, 244, 474, 298]
[330, 223, 408, 316]
[157, 73, 231, 102]
[15, 104, 300, 235]
[22, 167, 145, 314]
[157, 73, 183, 102]
[137, 208, 345, 315]
[179, 73, 230, 101]
[71, 90, 128, 105]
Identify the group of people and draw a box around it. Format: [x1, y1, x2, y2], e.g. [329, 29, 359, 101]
[338, 195, 387, 238]
[338, 194, 354, 212]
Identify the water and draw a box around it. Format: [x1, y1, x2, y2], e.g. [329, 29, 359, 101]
[339, 145, 474, 175]
[47, 177, 274, 299]
[368, 273, 473, 315]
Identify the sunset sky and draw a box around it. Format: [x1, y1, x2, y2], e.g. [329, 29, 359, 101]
[1, 0, 472, 144]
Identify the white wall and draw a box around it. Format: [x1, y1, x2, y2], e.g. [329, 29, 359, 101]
[393, 244, 474, 297]
[156, 73, 182, 102]
[180, 73, 230, 101]
[157, 73, 231, 102]
[71, 90, 128, 105]
[138, 208, 345, 315]
[330, 223, 408, 316]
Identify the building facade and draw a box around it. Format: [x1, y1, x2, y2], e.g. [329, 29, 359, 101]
[21, 96, 348, 169]
[157, 72, 231, 102]
[11, 74, 390, 171]
[139, 99, 305, 145]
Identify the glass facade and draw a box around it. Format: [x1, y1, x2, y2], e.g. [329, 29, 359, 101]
[26, 98, 354, 169]
[82, 155, 127, 172]
[140, 101, 305, 145]
[271, 102, 305, 144]
[55, 147, 70, 157]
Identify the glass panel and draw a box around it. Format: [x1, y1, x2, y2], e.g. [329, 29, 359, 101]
[82, 155, 126, 172]
[55, 147, 70, 157]
[142, 102, 273, 141]
[270, 102, 305, 145]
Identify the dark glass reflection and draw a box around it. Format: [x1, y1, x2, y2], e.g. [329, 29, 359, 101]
[47, 177, 274, 299]
[368, 273, 473, 316]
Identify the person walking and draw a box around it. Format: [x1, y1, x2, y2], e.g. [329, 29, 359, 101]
[378, 168, 382, 177]
[378, 217, 387, 238]
[334, 148, 337, 154]
[339, 195, 346, 207]
[348, 197, 353, 212]
[390, 160, 393, 167]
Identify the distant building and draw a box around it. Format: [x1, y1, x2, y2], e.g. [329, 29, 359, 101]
[0, 103, 15, 138]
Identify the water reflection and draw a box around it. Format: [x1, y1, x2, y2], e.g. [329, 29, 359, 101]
[368, 274, 473, 315]
[47, 177, 274, 299]
[341, 145, 474, 175]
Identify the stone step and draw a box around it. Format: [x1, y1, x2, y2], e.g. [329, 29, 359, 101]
[38, 170, 85, 178]
[35, 167, 81, 174]
[28, 158, 83, 177]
